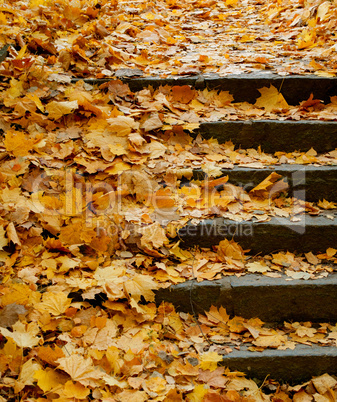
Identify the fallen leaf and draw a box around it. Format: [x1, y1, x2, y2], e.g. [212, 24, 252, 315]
[255, 85, 289, 111]
[199, 352, 223, 372]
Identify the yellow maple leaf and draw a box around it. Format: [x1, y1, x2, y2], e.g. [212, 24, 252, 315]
[45, 100, 78, 120]
[318, 199, 336, 209]
[106, 160, 131, 175]
[140, 112, 163, 132]
[214, 91, 234, 107]
[106, 346, 123, 376]
[124, 273, 159, 302]
[36, 291, 71, 316]
[227, 377, 261, 398]
[106, 115, 139, 136]
[144, 375, 167, 394]
[253, 330, 286, 348]
[199, 351, 223, 372]
[186, 384, 209, 401]
[63, 380, 90, 399]
[205, 306, 229, 324]
[249, 172, 284, 199]
[0, 283, 33, 306]
[15, 358, 42, 393]
[34, 368, 67, 393]
[26, 93, 44, 112]
[169, 241, 193, 261]
[217, 239, 246, 261]
[228, 316, 246, 333]
[146, 140, 167, 159]
[0, 321, 40, 348]
[201, 162, 223, 178]
[297, 29, 316, 50]
[326, 247, 337, 258]
[255, 85, 289, 111]
[139, 222, 169, 250]
[4, 78, 24, 104]
[4, 130, 36, 157]
[246, 261, 271, 273]
[56, 354, 103, 387]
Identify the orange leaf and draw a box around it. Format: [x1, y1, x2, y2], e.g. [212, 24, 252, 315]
[4, 130, 36, 157]
[171, 85, 196, 104]
[217, 239, 246, 261]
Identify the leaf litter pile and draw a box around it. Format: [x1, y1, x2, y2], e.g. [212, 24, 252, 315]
[1, 0, 337, 77]
[0, 0, 337, 400]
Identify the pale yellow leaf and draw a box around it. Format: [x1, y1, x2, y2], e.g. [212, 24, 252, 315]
[46, 100, 78, 120]
[124, 273, 159, 302]
[199, 351, 222, 372]
[36, 291, 71, 316]
[0, 321, 40, 348]
[56, 354, 103, 387]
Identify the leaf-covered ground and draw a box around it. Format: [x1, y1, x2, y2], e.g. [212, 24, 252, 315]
[1, 0, 337, 77]
[0, 0, 337, 400]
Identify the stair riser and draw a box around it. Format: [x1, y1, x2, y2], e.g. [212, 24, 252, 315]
[195, 121, 337, 153]
[178, 217, 337, 253]
[77, 74, 337, 104]
[155, 274, 337, 322]
[192, 165, 337, 202]
[220, 346, 337, 382]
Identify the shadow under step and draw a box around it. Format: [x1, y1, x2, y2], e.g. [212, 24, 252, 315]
[178, 215, 337, 254]
[155, 273, 337, 322]
[191, 164, 337, 202]
[220, 345, 337, 382]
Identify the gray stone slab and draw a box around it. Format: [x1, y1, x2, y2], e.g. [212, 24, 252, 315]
[76, 73, 337, 104]
[195, 121, 337, 153]
[155, 273, 337, 322]
[178, 216, 337, 253]
[220, 345, 337, 382]
[191, 164, 337, 202]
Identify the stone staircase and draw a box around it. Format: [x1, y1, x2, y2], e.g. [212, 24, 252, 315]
[86, 73, 337, 382]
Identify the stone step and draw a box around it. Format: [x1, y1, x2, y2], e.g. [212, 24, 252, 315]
[178, 216, 337, 254]
[220, 345, 337, 382]
[194, 120, 337, 153]
[191, 164, 337, 202]
[155, 273, 337, 322]
[78, 73, 337, 104]
[78, 75, 337, 152]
